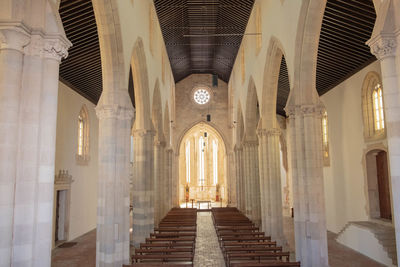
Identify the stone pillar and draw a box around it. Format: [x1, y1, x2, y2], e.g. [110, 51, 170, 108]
[285, 104, 328, 267]
[227, 151, 236, 206]
[132, 129, 155, 247]
[242, 141, 261, 225]
[96, 92, 133, 267]
[0, 26, 70, 267]
[154, 140, 165, 224]
[242, 143, 252, 219]
[258, 128, 285, 246]
[0, 27, 30, 267]
[368, 29, 400, 262]
[234, 146, 242, 211]
[165, 148, 173, 213]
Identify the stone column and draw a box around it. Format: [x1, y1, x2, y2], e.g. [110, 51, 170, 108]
[132, 128, 155, 247]
[285, 104, 328, 267]
[234, 146, 242, 211]
[154, 140, 165, 224]
[258, 128, 285, 246]
[96, 91, 133, 267]
[227, 151, 236, 205]
[165, 148, 173, 212]
[0, 29, 70, 267]
[368, 31, 400, 262]
[0, 27, 30, 267]
[242, 141, 261, 225]
[242, 143, 252, 219]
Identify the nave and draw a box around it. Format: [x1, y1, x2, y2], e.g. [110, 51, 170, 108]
[52, 208, 385, 267]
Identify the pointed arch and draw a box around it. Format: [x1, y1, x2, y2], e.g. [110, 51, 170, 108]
[362, 71, 386, 141]
[152, 79, 164, 142]
[236, 101, 245, 146]
[244, 77, 260, 140]
[290, 0, 327, 105]
[76, 104, 90, 164]
[131, 37, 152, 130]
[164, 102, 171, 146]
[92, 0, 126, 93]
[262, 37, 289, 128]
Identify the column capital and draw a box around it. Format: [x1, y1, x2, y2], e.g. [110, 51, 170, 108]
[0, 27, 30, 52]
[285, 104, 324, 118]
[43, 37, 71, 61]
[96, 104, 134, 120]
[154, 140, 166, 147]
[367, 34, 397, 60]
[243, 140, 258, 147]
[132, 129, 156, 138]
[257, 128, 281, 137]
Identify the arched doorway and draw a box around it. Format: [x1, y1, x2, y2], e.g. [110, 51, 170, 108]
[178, 123, 227, 207]
[366, 149, 392, 220]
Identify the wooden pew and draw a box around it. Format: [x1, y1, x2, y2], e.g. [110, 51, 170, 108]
[229, 262, 301, 267]
[226, 251, 290, 266]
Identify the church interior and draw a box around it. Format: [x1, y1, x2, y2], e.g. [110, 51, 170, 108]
[1, 0, 400, 266]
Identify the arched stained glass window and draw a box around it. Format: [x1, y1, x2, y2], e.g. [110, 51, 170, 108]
[185, 141, 190, 183]
[76, 105, 90, 164]
[322, 110, 330, 166]
[373, 83, 385, 132]
[198, 136, 205, 186]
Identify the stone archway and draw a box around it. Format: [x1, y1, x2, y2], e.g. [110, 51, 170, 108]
[178, 123, 228, 208]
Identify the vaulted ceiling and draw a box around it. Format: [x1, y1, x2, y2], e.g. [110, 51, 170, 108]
[154, 0, 255, 83]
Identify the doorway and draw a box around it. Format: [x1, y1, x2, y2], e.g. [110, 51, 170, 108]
[366, 149, 392, 220]
[376, 151, 391, 220]
[54, 190, 67, 245]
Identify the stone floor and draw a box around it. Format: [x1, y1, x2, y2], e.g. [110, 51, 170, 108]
[193, 212, 225, 267]
[52, 214, 387, 267]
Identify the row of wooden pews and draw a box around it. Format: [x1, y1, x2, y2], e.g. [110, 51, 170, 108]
[212, 207, 301, 267]
[126, 208, 197, 267]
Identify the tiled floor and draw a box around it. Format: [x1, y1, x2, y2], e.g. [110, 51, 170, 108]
[52, 214, 387, 267]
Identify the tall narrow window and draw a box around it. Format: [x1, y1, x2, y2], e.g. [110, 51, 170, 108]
[198, 136, 205, 186]
[373, 83, 385, 132]
[76, 105, 90, 164]
[322, 111, 330, 166]
[362, 72, 386, 140]
[185, 141, 190, 183]
[213, 140, 218, 185]
[78, 115, 84, 156]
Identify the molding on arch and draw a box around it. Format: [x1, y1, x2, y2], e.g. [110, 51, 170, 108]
[244, 76, 260, 141]
[261, 36, 288, 128]
[290, 0, 327, 105]
[175, 120, 230, 156]
[152, 78, 165, 142]
[131, 37, 152, 130]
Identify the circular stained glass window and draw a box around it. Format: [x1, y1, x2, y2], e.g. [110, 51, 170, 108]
[194, 89, 210, 105]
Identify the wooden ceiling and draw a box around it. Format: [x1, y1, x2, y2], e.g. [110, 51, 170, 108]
[59, 0, 102, 103]
[277, 0, 376, 116]
[154, 0, 255, 83]
[58, 0, 376, 115]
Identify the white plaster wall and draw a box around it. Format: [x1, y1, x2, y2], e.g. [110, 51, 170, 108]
[55, 82, 98, 240]
[229, 0, 302, 131]
[117, 0, 175, 129]
[321, 61, 384, 233]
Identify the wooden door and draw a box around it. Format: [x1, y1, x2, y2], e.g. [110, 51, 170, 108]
[376, 151, 392, 220]
[55, 191, 60, 242]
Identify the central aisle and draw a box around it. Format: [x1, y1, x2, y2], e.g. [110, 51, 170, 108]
[193, 212, 225, 267]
